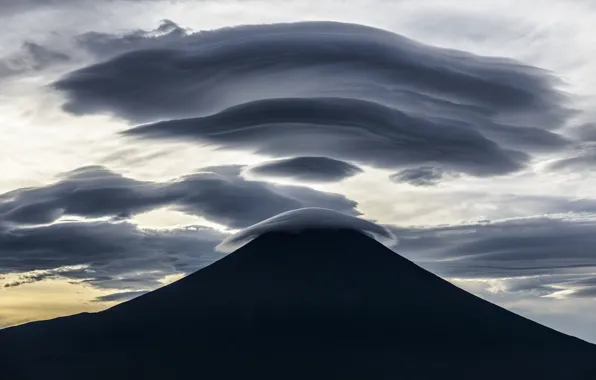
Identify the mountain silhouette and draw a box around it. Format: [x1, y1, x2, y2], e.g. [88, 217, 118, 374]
[1, 227, 594, 379]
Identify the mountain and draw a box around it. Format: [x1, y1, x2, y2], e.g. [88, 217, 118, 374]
[1, 228, 594, 379]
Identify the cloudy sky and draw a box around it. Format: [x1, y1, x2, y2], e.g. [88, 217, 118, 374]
[2, 0, 596, 342]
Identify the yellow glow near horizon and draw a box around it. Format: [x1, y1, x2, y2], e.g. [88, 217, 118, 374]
[0, 278, 117, 328]
[0, 270, 189, 328]
[159, 273, 186, 285]
[130, 207, 232, 232]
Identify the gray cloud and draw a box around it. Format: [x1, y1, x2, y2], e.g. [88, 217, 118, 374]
[3, 272, 55, 288]
[500, 275, 596, 299]
[0, 0, 174, 15]
[390, 216, 596, 281]
[0, 165, 359, 229]
[56, 21, 570, 125]
[550, 144, 596, 172]
[0, 42, 70, 78]
[0, 166, 176, 225]
[171, 165, 360, 228]
[390, 166, 447, 186]
[76, 19, 191, 59]
[125, 97, 528, 176]
[4, 193, 596, 299]
[0, 221, 225, 290]
[570, 123, 596, 142]
[54, 21, 571, 177]
[0, 160, 359, 291]
[386, 216, 596, 300]
[534, 114, 596, 174]
[247, 157, 362, 182]
[571, 288, 596, 298]
[94, 290, 149, 302]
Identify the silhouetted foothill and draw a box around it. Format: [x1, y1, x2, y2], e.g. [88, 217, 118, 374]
[1, 228, 594, 379]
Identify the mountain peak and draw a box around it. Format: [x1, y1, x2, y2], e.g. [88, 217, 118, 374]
[217, 207, 396, 253]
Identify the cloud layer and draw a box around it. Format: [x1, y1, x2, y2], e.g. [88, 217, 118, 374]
[125, 97, 530, 176]
[247, 156, 362, 182]
[0, 163, 361, 292]
[0, 42, 70, 79]
[0, 165, 359, 229]
[54, 21, 572, 177]
[390, 166, 447, 186]
[0, 221, 225, 290]
[391, 217, 596, 298]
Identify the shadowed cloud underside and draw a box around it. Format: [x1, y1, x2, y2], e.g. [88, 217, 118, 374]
[55, 21, 571, 177]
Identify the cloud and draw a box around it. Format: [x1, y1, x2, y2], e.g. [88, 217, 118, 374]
[3, 271, 55, 288]
[94, 290, 149, 302]
[56, 21, 569, 125]
[492, 275, 596, 300]
[172, 165, 360, 228]
[217, 207, 396, 253]
[0, 221, 225, 290]
[0, 42, 71, 78]
[125, 97, 528, 176]
[0, 0, 174, 15]
[550, 143, 596, 172]
[392, 217, 596, 278]
[54, 21, 571, 177]
[571, 287, 596, 298]
[0, 164, 360, 289]
[76, 19, 191, 59]
[386, 215, 596, 302]
[389, 166, 447, 186]
[569, 123, 596, 142]
[247, 156, 362, 182]
[0, 165, 359, 229]
[0, 166, 176, 225]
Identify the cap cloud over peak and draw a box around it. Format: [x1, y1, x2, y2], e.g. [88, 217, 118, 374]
[217, 207, 396, 253]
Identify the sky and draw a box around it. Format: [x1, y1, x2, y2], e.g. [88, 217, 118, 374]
[1, 0, 596, 343]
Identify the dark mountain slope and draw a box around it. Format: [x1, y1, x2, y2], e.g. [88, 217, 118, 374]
[1, 228, 594, 379]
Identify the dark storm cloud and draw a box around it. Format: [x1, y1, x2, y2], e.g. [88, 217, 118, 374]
[390, 166, 447, 186]
[54, 21, 571, 177]
[0, 165, 359, 229]
[125, 98, 527, 176]
[0, 221, 225, 290]
[248, 157, 362, 182]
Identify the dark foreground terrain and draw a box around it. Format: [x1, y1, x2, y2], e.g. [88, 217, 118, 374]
[1, 228, 594, 379]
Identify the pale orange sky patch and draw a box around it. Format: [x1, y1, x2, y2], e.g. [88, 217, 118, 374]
[0, 278, 116, 328]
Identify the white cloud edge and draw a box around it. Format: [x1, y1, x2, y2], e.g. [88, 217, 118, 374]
[216, 207, 397, 253]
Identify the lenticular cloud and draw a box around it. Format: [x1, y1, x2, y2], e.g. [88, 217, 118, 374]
[56, 21, 572, 177]
[216, 207, 397, 253]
